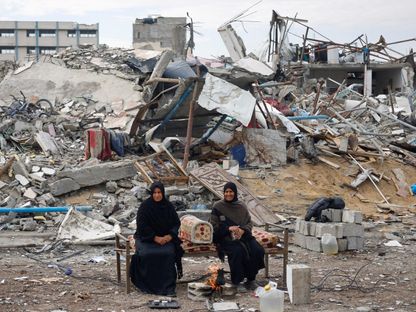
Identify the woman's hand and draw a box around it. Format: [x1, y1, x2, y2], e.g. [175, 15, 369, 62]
[229, 226, 244, 240]
[154, 235, 172, 245]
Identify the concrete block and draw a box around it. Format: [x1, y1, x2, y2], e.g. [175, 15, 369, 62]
[315, 223, 343, 238]
[347, 236, 364, 250]
[321, 209, 342, 222]
[305, 236, 322, 252]
[299, 221, 316, 236]
[337, 238, 348, 252]
[331, 209, 343, 222]
[294, 233, 307, 248]
[287, 264, 311, 304]
[295, 218, 301, 232]
[342, 209, 363, 224]
[343, 223, 364, 237]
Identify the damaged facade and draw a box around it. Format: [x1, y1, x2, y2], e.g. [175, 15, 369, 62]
[132, 16, 187, 57]
[0, 21, 99, 62]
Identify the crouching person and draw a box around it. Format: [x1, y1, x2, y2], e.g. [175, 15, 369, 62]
[130, 181, 183, 296]
[210, 182, 265, 292]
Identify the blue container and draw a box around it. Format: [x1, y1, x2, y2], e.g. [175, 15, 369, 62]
[230, 144, 246, 166]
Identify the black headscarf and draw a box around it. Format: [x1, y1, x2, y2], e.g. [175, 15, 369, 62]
[223, 182, 238, 202]
[149, 181, 167, 203]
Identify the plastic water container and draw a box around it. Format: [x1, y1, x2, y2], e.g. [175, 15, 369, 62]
[259, 284, 284, 312]
[321, 233, 338, 255]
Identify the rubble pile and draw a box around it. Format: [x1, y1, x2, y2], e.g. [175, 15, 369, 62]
[0, 9, 415, 244]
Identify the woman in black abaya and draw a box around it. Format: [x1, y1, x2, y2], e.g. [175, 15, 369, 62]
[130, 181, 183, 296]
[210, 182, 265, 291]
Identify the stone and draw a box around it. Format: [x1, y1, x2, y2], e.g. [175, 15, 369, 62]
[305, 236, 322, 252]
[106, 181, 118, 193]
[287, 264, 311, 304]
[21, 220, 37, 231]
[31, 166, 41, 173]
[343, 223, 364, 237]
[342, 209, 363, 224]
[23, 188, 37, 200]
[49, 178, 80, 196]
[12, 160, 30, 177]
[0, 180, 7, 189]
[41, 167, 56, 176]
[356, 307, 372, 312]
[15, 174, 30, 186]
[347, 237, 364, 250]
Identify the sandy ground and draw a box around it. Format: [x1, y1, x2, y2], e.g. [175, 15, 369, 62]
[1, 222, 415, 312]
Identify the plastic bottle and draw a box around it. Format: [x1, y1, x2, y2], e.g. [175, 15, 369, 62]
[321, 233, 338, 255]
[259, 283, 284, 312]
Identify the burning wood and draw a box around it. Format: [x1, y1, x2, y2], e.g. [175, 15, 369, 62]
[205, 263, 225, 291]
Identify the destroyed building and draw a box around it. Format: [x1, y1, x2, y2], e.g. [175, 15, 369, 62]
[132, 16, 187, 57]
[0, 4, 416, 311]
[0, 21, 99, 62]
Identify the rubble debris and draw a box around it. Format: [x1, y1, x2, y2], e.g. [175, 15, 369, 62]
[57, 208, 120, 242]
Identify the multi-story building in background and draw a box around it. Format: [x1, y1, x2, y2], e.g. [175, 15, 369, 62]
[132, 16, 186, 57]
[0, 21, 99, 62]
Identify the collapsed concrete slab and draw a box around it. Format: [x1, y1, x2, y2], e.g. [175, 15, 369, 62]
[57, 159, 136, 188]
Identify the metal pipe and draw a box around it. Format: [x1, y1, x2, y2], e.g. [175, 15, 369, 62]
[287, 115, 328, 120]
[0, 206, 92, 214]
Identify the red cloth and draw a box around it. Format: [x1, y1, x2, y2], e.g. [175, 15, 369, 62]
[85, 129, 112, 160]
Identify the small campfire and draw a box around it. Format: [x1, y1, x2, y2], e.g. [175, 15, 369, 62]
[205, 263, 225, 293]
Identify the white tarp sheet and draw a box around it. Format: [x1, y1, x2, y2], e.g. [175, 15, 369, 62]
[198, 73, 256, 126]
[57, 208, 120, 242]
[235, 57, 274, 76]
[255, 101, 300, 134]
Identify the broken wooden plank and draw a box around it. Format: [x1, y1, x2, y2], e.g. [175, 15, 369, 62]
[317, 156, 340, 169]
[348, 154, 390, 204]
[392, 168, 411, 198]
[190, 163, 279, 226]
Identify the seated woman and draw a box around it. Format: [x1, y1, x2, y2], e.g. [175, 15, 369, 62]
[130, 181, 183, 296]
[210, 182, 265, 291]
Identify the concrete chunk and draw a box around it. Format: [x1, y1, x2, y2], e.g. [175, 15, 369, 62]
[57, 160, 135, 188]
[287, 264, 311, 304]
[49, 178, 80, 196]
[23, 188, 37, 200]
[15, 174, 30, 186]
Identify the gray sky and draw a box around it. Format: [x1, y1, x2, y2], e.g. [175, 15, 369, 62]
[2, 0, 416, 58]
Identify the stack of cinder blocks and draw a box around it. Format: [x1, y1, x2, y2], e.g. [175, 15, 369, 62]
[294, 209, 364, 253]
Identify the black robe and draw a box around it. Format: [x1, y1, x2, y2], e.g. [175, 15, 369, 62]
[130, 195, 183, 295]
[210, 199, 265, 285]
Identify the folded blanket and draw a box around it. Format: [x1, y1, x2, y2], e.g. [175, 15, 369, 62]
[179, 215, 213, 244]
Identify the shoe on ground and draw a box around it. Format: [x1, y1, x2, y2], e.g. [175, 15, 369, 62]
[244, 280, 258, 291]
[232, 283, 248, 293]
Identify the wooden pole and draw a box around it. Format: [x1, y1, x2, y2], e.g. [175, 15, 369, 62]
[183, 81, 199, 170]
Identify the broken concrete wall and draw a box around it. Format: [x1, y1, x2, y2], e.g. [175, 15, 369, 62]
[0, 62, 142, 107]
[242, 128, 287, 166]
